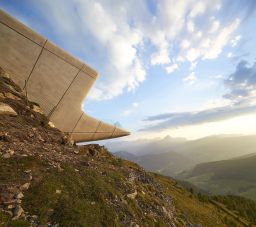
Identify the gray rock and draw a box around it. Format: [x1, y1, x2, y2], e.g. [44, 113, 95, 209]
[0, 102, 17, 116]
[21, 183, 30, 190]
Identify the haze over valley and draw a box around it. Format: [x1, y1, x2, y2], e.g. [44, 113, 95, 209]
[108, 134, 256, 175]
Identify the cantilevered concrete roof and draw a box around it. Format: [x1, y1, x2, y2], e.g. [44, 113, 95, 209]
[0, 9, 130, 142]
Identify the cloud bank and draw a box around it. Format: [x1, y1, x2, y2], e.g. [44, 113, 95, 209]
[224, 60, 256, 105]
[141, 60, 256, 131]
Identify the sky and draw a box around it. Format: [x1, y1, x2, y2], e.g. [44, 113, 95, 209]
[1, 0, 256, 140]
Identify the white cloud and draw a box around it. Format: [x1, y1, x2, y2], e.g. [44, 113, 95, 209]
[183, 72, 197, 85]
[86, 0, 240, 97]
[165, 63, 178, 74]
[203, 19, 240, 59]
[231, 35, 242, 47]
[209, 19, 220, 33]
[151, 48, 171, 65]
[187, 20, 195, 32]
[189, 1, 206, 18]
[214, 74, 224, 79]
[181, 40, 190, 49]
[186, 48, 201, 62]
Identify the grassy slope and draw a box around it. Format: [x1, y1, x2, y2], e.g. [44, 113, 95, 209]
[0, 154, 248, 227]
[178, 154, 256, 200]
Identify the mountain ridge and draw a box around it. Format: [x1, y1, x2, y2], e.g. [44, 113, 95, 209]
[177, 153, 256, 201]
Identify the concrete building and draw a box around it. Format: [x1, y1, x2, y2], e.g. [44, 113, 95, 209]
[0, 9, 129, 142]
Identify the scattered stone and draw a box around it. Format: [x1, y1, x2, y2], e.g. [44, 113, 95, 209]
[24, 169, 31, 174]
[0, 102, 17, 116]
[127, 191, 137, 199]
[74, 150, 79, 154]
[28, 174, 33, 181]
[38, 135, 45, 142]
[32, 104, 43, 114]
[74, 169, 79, 172]
[2, 153, 11, 158]
[2, 149, 15, 158]
[56, 190, 61, 194]
[21, 182, 30, 190]
[7, 204, 14, 209]
[7, 149, 15, 155]
[48, 121, 55, 128]
[31, 215, 38, 219]
[91, 201, 95, 205]
[15, 192, 24, 199]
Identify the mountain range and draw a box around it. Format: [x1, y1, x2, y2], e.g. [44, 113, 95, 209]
[111, 135, 256, 176]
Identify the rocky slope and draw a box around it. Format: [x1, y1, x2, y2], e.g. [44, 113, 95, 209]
[0, 67, 252, 226]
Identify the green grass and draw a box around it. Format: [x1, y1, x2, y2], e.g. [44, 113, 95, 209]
[152, 173, 247, 227]
[185, 176, 256, 201]
[23, 166, 121, 226]
[0, 151, 253, 226]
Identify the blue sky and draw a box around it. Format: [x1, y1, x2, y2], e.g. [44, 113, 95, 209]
[1, 0, 256, 140]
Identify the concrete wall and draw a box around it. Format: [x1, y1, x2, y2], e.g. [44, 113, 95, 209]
[0, 9, 129, 142]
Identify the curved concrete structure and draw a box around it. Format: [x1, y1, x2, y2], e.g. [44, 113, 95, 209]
[0, 9, 129, 142]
